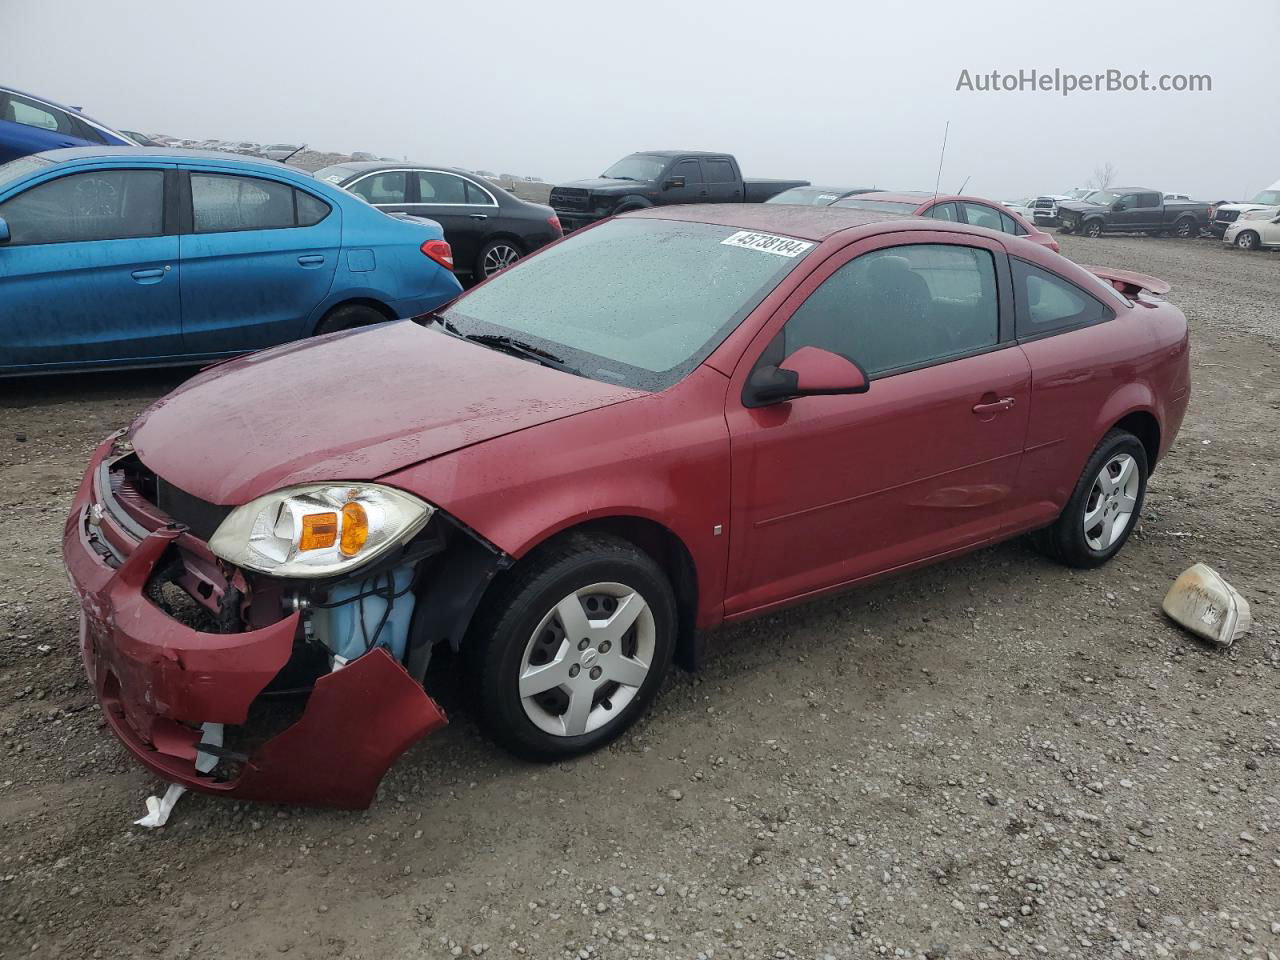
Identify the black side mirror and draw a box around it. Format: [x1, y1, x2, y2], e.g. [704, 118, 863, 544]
[1112, 201, 1125, 211]
[743, 346, 869, 408]
[0, 216, 9, 244]
[663, 176, 686, 190]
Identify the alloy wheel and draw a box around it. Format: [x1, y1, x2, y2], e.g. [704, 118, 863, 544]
[518, 582, 656, 737]
[1083, 453, 1140, 551]
[1237, 232, 1257, 250]
[482, 243, 521, 277]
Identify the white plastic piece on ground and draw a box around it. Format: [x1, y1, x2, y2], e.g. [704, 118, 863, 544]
[134, 722, 225, 828]
[1161, 563, 1252, 647]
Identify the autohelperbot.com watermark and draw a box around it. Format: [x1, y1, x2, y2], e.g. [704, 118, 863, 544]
[956, 68, 1212, 97]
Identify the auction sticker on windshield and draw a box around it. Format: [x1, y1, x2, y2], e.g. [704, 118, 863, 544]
[720, 231, 814, 257]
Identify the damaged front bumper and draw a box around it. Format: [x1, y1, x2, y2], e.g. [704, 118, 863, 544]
[62, 437, 448, 809]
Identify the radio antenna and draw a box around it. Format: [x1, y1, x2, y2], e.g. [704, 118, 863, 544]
[956, 175, 971, 194]
[933, 121, 950, 202]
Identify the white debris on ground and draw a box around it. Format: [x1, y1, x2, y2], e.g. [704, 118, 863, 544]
[1161, 562, 1252, 646]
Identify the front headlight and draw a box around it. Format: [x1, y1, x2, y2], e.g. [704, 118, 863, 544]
[208, 483, 434, 578]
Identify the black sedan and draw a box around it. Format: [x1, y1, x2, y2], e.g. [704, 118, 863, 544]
[314, 162, 563, 281]
[764, 185, 876, 206]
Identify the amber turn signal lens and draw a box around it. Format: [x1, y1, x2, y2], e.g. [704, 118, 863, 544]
[340, 501, 369, 557]
[299, 512, 338, 551]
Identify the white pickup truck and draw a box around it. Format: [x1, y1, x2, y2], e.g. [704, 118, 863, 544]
[1209, 179, 1280, 237]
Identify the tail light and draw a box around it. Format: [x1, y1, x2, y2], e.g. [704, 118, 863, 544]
[547, 214, 563, 236]
[420, 239, 454, 270]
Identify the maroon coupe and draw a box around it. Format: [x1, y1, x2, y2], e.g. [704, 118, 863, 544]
[64, 204, 1190, 807]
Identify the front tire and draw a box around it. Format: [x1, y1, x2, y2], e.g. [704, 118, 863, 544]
[466, 533, 676, 760]
[1236, 231, 1260, 251]
[476, 239, 522, 280]
[1036, 430, 1148, 569]
[1084, 220, 1104, 238]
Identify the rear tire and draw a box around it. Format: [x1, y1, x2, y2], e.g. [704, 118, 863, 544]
[1173, 217, 1196, 239]
[1236, 231, 1260, 251]
[1035, 430, 1148, 569]
[315, 304, 387, 336]
[465, 533, 677, 761]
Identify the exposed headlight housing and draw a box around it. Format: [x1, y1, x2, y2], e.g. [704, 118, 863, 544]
[208, 483, 434, 578]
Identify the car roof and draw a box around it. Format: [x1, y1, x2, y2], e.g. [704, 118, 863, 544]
[633, 150, 733, 158]
[838, 191, 934, 203]
[623, 202, 925, 241]
[33, 145, 300, 172]
[315, 160, 479, 177]
[1109, 186, 1160, 193]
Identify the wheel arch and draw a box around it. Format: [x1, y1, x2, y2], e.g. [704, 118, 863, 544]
[313, 297, 397, 335]
[1111, 409, 1161, 472]
[613, 196, 654, 214]
[468, 514, 702, 672]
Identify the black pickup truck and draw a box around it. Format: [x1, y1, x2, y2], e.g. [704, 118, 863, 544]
[550, 151, 809, 231]
[1056, 187, 1210, 238]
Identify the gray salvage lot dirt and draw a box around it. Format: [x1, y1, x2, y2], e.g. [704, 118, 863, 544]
[1, 234, 1279, 960]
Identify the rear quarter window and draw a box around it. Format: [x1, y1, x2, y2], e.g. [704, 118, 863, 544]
[1012, 259, 1113, 339]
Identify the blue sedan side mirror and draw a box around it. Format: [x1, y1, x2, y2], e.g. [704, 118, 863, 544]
[0, 217, 9, 244]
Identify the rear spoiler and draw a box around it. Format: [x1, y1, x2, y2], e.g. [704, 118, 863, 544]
[1083, 266, 1171, 298]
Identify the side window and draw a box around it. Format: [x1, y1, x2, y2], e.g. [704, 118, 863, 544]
[703, 159, 736, 183]
[1012, 260, 1111, 338]
[416, 171, 468, 204]
[464, 179, 495, 205]
[960, 202, 1004, 231]
[779, 244, 1000, 378]
[926, 202, 960, 221]
[1118, 193, 1139, 209]
[1139, 192, 1161, 208]
[0, 169, 164, 244]
[672, 159, 703, 185]
[349, 171, 408, 204]
[295, 190, 331, 227]
[2, 93, 70, 133]
[68, 115, 109, 144]
[191, 173, 295, 232]
[1001, 212, 1027, 235]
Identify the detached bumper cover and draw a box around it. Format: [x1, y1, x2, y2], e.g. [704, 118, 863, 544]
[63, 439, 447, 809]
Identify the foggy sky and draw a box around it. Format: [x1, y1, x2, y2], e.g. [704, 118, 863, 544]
[3, 0, 1277, 201]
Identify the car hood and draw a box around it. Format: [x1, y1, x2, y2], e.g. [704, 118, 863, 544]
[555, 177, 652, 192]
[129, 321, 646, 505]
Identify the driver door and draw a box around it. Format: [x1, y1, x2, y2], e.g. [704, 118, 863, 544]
[723, 233, 1031, 617]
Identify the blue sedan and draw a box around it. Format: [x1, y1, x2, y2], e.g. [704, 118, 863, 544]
[0, 148, 463, 375]
[0, 86, 138, 164]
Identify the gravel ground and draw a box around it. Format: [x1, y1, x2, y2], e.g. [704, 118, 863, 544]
[1, 234, 1278, 960]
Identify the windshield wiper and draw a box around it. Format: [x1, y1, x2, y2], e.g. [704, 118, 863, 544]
[605, 175, 636, 181]
[464, 334, 573, 372]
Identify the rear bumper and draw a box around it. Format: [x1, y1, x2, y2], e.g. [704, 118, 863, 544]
[63, 437, 447, 808]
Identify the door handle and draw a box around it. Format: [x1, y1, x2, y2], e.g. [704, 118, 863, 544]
[972, 397, 1016, 415]
[130, 268, 165, 282]
[297, 254, 325, 266]
[468, 213, 488, 220]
